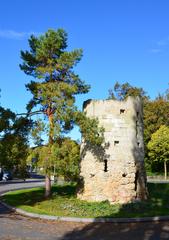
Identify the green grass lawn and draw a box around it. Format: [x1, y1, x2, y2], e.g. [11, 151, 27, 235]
[2, 183, 169, 218]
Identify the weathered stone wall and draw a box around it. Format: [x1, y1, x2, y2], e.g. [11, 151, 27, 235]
[78, 97, 148, 204]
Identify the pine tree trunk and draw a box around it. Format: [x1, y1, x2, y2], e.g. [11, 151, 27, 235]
[164, 160, 167, 180]
[44, 109, 54, 198]
[49, 113, 54, 144]
[45, 175, 51, 198]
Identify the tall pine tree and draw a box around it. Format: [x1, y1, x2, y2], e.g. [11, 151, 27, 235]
[20, 29, 103, 197]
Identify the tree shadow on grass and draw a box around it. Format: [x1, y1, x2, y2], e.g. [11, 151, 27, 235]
[1, 184, 77, 209]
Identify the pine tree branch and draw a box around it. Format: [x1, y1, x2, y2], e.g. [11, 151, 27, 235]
[16, 110, 44, 117]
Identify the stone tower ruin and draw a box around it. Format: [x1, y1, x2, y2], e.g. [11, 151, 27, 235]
[78, 97, 148, 204]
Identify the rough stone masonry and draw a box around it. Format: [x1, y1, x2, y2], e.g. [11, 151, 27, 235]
[78, 97, 148, 204]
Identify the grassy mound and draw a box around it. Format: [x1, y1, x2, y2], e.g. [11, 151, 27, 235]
[2, 183, 169, 218]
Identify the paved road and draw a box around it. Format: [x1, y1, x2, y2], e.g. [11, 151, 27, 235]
[0, 179, 44, 194]
[1, 181, 169, 239]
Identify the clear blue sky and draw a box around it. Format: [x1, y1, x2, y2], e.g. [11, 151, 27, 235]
[0, 0, 169, 140]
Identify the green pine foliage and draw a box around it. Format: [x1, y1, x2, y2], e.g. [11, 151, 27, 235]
[20, 28, 103, 146]
[20, 29, 90, 120]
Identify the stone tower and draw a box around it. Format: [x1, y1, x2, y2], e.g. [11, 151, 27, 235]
[78, 97, 148, 204]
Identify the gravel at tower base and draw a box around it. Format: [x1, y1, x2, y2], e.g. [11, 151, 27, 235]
[78, 97, 148, 204]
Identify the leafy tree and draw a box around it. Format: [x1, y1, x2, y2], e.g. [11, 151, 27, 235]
[108, 81, 148, 100]
[28, 138, 80, 181]
[0, 106, 31, 175]
[147, 125, 169, 179]
[51, 138, 80, 181]
[144, 95, 169, 172]
[144, 96, 169, 146]
[0, 134, 28, 176]
[20, 29, 103, 197]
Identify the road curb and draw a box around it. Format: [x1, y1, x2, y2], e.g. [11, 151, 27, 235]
[1, 191, 169, 223]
